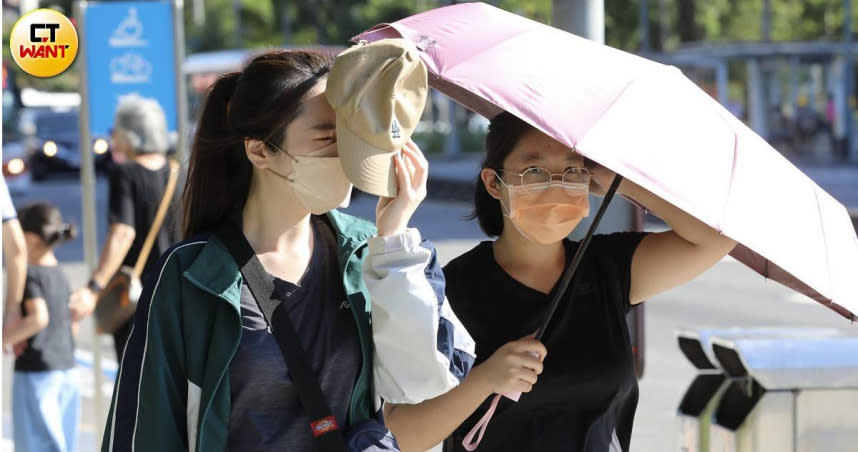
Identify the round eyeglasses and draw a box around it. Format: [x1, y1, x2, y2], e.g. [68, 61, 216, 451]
[496, 167, 592, 193]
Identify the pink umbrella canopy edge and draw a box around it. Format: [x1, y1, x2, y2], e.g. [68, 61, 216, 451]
[353, 5, 858, 322]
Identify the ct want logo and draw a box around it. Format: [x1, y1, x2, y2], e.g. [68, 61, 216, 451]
[10, 9, 78, 78]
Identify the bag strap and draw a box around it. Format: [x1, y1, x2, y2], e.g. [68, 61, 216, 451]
[216, 220, 348, 452]
[132, 159, 180, 277]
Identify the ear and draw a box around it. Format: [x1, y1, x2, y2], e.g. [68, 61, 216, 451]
[244, 139, 271, 170]
[480, 168, 503, 200]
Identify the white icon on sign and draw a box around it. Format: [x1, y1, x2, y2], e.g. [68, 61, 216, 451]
[110, 53, 152, 84]
[109, 7, 147, 47]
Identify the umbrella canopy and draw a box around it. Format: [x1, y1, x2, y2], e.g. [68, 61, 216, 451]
[355, 2, 858, 321]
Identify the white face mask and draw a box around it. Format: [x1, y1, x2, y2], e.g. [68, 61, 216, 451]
[267, 142, 353, 215]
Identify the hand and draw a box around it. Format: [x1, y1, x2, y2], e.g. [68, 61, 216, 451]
[585, 158, 617, 198]
[69, 287, 98, 321]
[2, 313, 23, 354]
[375, 141, 428, 237]
[469, 335, 547, 396]
[12, 341, 27, 357]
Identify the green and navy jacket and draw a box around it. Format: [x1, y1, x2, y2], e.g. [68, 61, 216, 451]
[102, 211, 475, 451]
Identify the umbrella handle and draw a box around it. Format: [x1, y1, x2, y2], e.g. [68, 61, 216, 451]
[461, 351, 540, 450]
[462, 394, 502, 451]
[535, 174, 624, 341]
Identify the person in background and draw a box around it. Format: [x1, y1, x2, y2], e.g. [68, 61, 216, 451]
[68, 94, 181, 361]
[3, 202, 80, 452]
[2, 177, 27, 348]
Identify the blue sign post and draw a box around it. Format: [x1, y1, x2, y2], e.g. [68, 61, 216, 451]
[75, 2, 186, 446]
[82, 1, 179, 139]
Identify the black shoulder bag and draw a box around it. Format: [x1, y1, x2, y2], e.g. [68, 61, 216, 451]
[216, 221, 399, 452]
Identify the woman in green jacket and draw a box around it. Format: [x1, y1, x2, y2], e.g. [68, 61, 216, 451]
[103, 50, 547, 452]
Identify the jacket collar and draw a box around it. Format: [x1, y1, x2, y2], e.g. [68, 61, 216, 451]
[326, 209, 376, 258]
[182, 233, 243, 309]
[182, 210, 377, 306]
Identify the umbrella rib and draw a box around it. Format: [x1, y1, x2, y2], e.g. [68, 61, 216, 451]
[435, 28, 539, 75]
[572, 76, 640, 149]
[718, 126, 741, 238]
[575, 65, 677, 150]
[812, 186, 835, 304]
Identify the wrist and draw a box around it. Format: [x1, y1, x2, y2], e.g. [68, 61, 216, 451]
[87, 278, 104, 296]
[465, 364, 495, 398]
[377, 223, 407, 237]
[377, 229, 405, 237]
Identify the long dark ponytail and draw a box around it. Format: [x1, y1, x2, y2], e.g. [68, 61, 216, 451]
[182, 50, 335, 238]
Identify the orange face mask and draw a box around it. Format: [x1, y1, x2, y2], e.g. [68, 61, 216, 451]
[496, 173, 590, 244]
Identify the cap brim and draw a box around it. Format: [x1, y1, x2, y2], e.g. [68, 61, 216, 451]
[336, 117, 399, 198]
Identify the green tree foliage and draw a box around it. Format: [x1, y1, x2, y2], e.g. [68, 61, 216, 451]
[182, 0, 558, 54]
[604, 0, 858, 52]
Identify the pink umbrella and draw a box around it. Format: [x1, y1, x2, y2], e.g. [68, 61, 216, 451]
[355, 2, 858, 322]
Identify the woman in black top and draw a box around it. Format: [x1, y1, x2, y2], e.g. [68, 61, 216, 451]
[444, 112, 737, 451]
[69, 94, 181, 360]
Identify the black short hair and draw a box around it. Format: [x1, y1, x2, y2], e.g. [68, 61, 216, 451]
[19, 202, 77, 246]
[468, 112, 534, 237]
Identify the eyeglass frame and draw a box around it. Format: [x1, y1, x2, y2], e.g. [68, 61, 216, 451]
[493, 166, 592, 193]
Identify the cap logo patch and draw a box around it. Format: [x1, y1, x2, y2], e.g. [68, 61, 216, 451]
[391, 118, 402, 140]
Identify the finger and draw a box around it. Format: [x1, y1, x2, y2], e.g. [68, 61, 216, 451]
[393, 152, 411, 195]
[405, 140, 429, 170]
[502, 350, 539, 369]
[401, 148, 417, 181]
[509, 353, 543, 373]
[519, 330, 539, 340]
[512, 339, 548, 360]
[402, 145, 428, 189]
[376, 196, 393, 211]
[513, 368, 539, 385]
[399, 149, 422, 194]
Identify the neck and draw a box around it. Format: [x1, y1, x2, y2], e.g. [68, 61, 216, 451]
[28, 247, 58, 266]
[241, 170, 313, 255]
[493, 219, 566, 272]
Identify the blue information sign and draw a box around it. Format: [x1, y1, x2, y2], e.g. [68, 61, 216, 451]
[83, 1, 177, 138]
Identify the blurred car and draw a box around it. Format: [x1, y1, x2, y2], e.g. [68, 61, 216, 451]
[24, 109, 112, 181]
[3, 140, 32, 193]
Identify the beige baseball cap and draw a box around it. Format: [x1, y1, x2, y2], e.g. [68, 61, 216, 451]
[326, 39, 428, 198]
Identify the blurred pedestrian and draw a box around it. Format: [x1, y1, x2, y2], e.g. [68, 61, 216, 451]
[442, 112, 737, 451]
[68, 94, 181, 361]
[2, 177, 28, 347]
[3, 202, 80, 452]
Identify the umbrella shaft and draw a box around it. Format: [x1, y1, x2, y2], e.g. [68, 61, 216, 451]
[536, 174, 624, 341]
